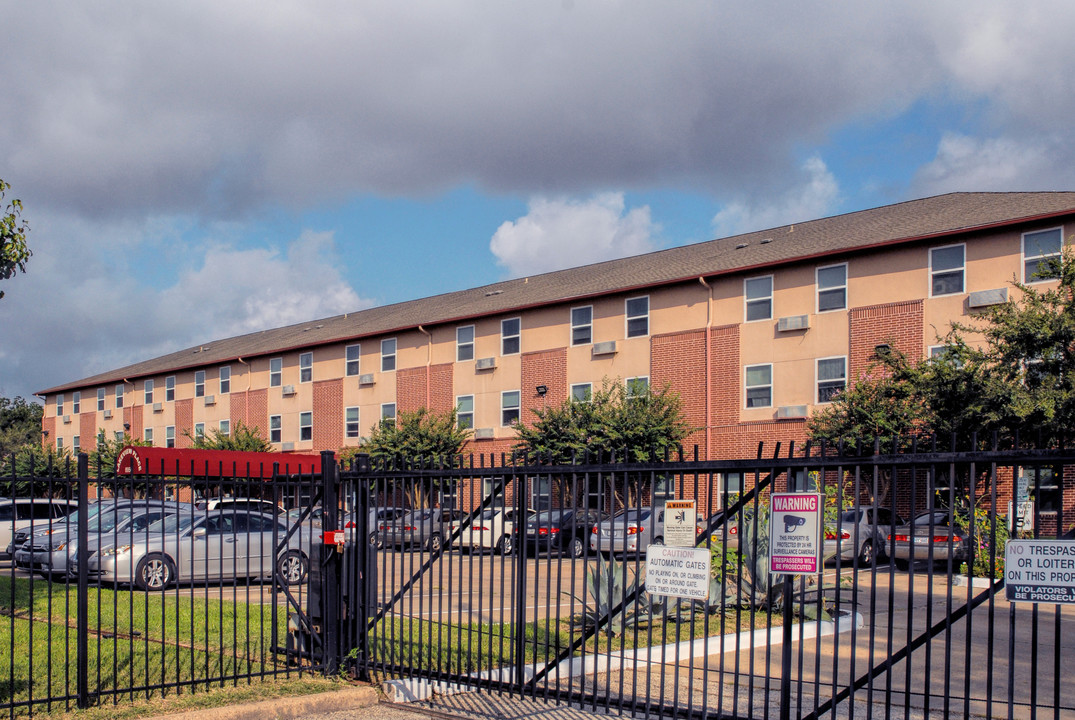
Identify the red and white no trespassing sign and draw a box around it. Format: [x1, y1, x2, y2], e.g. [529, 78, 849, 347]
[769, 493, 824, 575]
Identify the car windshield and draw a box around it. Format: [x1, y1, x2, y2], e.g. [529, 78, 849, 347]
[610, 509, 650, 523]
[478, 509, 500, 520]
[912, 512, 951, 526]
[406, 509, 434, 521]
[88, 509, 134, 533]
[839, 510, 864, 523]
[533, 510, 567, 524]
[150, 513, 198, 534]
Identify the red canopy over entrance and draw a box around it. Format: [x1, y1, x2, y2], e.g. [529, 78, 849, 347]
[115, 446, 323, 478]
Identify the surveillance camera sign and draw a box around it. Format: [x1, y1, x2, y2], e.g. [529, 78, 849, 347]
[769, 493, 824, 575]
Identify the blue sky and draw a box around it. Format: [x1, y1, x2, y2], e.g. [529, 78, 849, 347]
[2, 2, 1074, 400]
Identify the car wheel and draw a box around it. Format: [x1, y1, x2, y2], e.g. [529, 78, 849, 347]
[428, 534, 443, 553]
[136, 554, 175, 591]
[651, 536, 664, 548]
[277, 551, 308, 585]
[894, 559, 910, 572]
[497, 534, 513, 556]
[857, 540, 875, 566]
[568, 537, 585, 559]
[369, 531, 382, 549]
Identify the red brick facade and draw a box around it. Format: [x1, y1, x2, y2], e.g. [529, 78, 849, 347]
[79, 412, 96, 449]
[229, 391, 249, 428]
[651, 328, 708, 457]
[247, 389, 268, 435]
[521, 348, 567, 427]
[709, 325, 740, 430]
[124, 406, 143, 443]
[397, 367, 428, 414]
[176, 399, 194, 448]
[848, 300, 924, 379]
[313, 379, 343, 451]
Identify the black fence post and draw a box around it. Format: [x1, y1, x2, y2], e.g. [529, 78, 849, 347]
[76, 452, 90, 710]
[320, 451, 340, 676]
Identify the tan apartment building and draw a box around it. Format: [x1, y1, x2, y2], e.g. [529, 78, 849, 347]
[36, 192, 1075, 516]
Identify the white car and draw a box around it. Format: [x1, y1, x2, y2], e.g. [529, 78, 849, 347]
[1, 497, 79, 560]
[450, 508, 531, 555]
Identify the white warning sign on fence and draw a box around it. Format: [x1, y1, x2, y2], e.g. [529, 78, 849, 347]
[645, 545, 711, 600]
[1005, 540, 1075, 604]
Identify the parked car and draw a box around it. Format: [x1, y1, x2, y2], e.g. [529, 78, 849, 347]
[17, 501, 189, 577]
[825, 507, 903, 566]
[452, 507, 532, 555]
[591, 506, 667, 556]
[696, 510, 741, 550]
[1, 497, 79, 560]
[75, 508, 310, 590]
[523, 509, 603, 558]
[344, 507, 406, 545]
[376, 508, 462, 552]
[197, 497, 281, 515]
[888, 510, 969, 571]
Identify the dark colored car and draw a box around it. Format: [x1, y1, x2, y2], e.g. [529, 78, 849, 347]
[521, 509, 603, 558]
[888, 510, 969, 570]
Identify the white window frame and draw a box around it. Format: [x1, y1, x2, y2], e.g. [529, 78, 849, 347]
[165, 375, 176, 402]
[56, 394, 63, 415]
[1022, 227, 1063, 283]
[299, 353, 313, 383]
[219, 419, 230, 436]
[501, 317, 521, 355]
[456, 395, 474, 429]
[929, 243, 965, 297]
[72, 391, 80, 414]
[571, 383, 592, 403]
[299, 412, 312, 441]
[816, 263, 847, 313]
[194, 371, 205, 398]
[345, 344, 361, 376]
[144, 380, 154, 405]
[56, 437, 63, 452]
[501, 390, 521, 426]
[626, 376, 649, 398]
[816, 356, 847, 404]
[745, 363, 773, 409]
[72, 435, 80, 453]
[270, 357, 282, 387]
[345, 406, 360, 438]
[219, 366, 231, 394]
[270, 415, 282, 443]
[115, 385, 124, 409]
[626, 296, 649, 338]
[381, 338, 397, 372]
[97, 388, 105, 412]
[381, 403, 396, 425]
[194, 423, 205, 440]
[457, 325, 475, 362]
[571, 306, 592, 346]
[165, 426, 175, 448]
[144, 428, 154, 443]
[744, 275, 773, 322]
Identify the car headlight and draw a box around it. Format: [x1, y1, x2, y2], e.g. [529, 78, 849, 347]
[101, 545, 132, 557]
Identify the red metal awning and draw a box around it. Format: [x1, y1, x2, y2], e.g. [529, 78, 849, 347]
[115, 446, 323, 478]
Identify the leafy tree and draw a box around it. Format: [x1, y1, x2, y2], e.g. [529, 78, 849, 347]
[0, 178, 31, 300]
[86, 431, 154, 497]
[513, 378, 691, 508]
[0, 444, 74, 497]
[186, 419, 273, 452]
[0, 395, 44, 457]
[363, 407, 471, 508]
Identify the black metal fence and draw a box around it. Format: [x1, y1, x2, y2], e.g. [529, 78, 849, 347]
[1, 453, 325, 719]
[344, 442, 1075, 720]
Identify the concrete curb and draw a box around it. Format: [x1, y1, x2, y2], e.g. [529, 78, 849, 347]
[150, 685, 380, 720]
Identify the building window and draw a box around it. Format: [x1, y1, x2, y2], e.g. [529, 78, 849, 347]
[654, 474, 675, 505]
[457, 325, 475, 362]
[298, 353, 312, 383]
[381, 403, 396, 426]
[194, 423, 205, 440]
[165, 426, 175, 448]
[457, 396, 474, 429]
[1023, 227, 1063, 282]
[270, 415, 282, 443]
[381, 338, 396, 372]
[571, 383, 592, 403]
[817, 263, 847, 312]
[56, 394, 63, 415]
[483, 477, 506, 507]
[269, 357, 282, 387]
[144, 380, 153, 404]
[345, 344, 361, 376]
[571, 306, 592, 345]
[532, 476, 552, 511]
[72, 392, 80, 414]
[930, 244, 965, 296]
[165, 376, 175, 402]
[817, 357, 847, 404]
[97, 388, 105, 412]
[115, 385, 124, 408]
[745, 364, 772, 408]
[219, 366, 231, 394]
[219, 420, 230, 437]
[144, 428, 153, 444]
[745, 276, 773, 322]
[626, 376, 649, 398]
[626, 296, 649, 338]
[501, 318, 521, 355]
[194, 371, 205, 398]
[56, 437, 63, 452]
[501, 391, 521, 426]
[114, 431, 124, 442]
[96, 431, 105, 446]
[72, 435, 80, 453]
[345, 407, 360, 438]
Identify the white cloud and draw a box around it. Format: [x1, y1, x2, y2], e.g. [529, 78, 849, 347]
[711, 156, 841, 238]
[490, 193, 658, 277]
[913, 133, 1059, 194]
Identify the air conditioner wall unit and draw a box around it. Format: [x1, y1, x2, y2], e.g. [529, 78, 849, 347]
[473, 428, 495, 440]
[281, 442, 295, 451]
[282, 384, 296, 396]
[775, 405, 808, 419]
[63, 415, 71, 424]
[358, 373, 375, 386]
[592, 341, 617, 356]
[103, 410, 113, 419]
[204, 395, 215, 406]
[968, 288, 1008, 308]
[475, 357, 497, 371]
[153, 403, 163, 413]
[776, 315, 810, 332]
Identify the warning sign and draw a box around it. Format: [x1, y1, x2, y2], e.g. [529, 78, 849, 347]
[769, 493, 823, 575]
[1005, 540, 1075, 604]
[663, 499, 697, 547]
[646, 546, 710, 600]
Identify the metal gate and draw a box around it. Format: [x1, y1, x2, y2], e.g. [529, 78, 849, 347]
[339, 442, 1075, 720]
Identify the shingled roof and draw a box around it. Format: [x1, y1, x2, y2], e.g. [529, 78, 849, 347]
[39, 191, 1075, 395]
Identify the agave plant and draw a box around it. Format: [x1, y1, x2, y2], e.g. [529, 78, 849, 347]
[565, 554, 656, 637]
